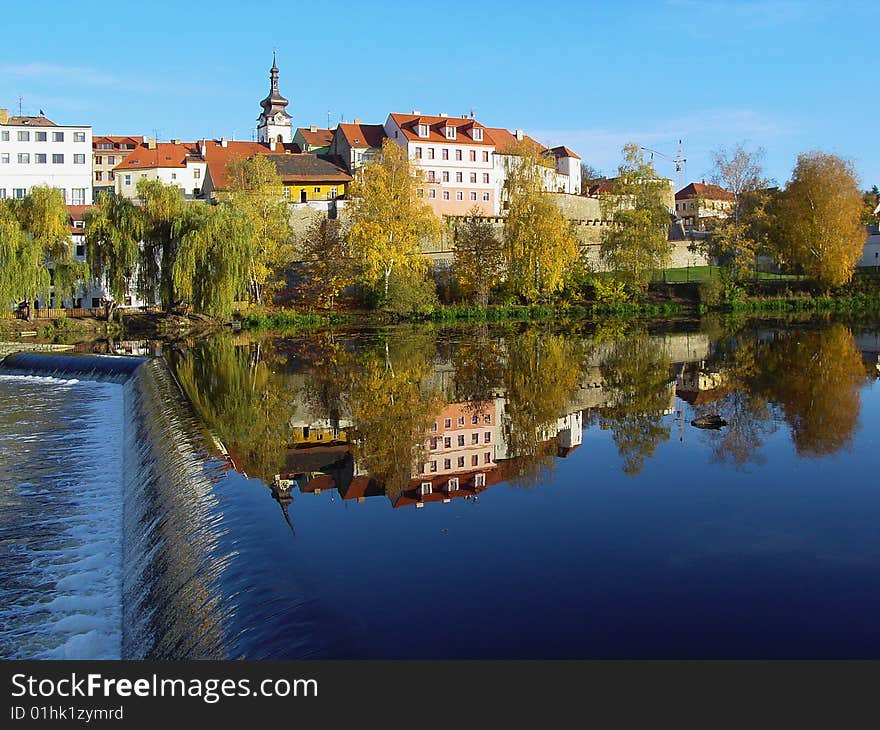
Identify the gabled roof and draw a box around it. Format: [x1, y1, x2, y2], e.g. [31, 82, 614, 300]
[93, 135, 143, 149]
[389, 113, 494, 146]
[550, 145, 581, 160]
[114, 141, 201, 171]
[2, 115, 56, 127]
[588, 178, 616, 195]
[263, 153, 352, 183]
[484, 127, 546, 155]
[336, 122, 386, 149]
[675, 182, 734, 202]
[295, 127, 333, 147]
[200, 139, 278, 190]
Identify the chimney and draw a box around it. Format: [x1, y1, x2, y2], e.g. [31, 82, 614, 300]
[310, 124, 317, 132]
[0, 108, 7, 124]
[269, 140, 276, 151]
[353, 118, 361, 124]
[439, 112, 448, 118]
[170, 138, 180, 145]
[147, 138, 157, 150]
[412, 109, 422, 115]
[220, 137, 228, 148]
[514, 129, 524, 141]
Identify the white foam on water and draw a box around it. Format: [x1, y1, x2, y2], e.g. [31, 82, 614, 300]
[0, 375, 124, 660]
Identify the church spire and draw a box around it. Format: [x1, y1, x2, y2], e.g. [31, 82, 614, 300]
[257, 52, 292, 144]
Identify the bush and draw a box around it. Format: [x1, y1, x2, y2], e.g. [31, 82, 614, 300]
[591, 277, 631, 304]
[698, 278, 724, 307]
[382, 270, 439, 316]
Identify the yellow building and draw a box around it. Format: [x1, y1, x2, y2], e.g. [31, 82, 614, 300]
[264, 153, 351, 203]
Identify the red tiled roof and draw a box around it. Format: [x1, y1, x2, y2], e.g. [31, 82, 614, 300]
[588, 179, 616, 195]
[296, 127, 333, 147]
[93, 135, 142, 149]
[484, 127, 546, 154]
[550, 145, 581, 160]
[675, 182, 734, 202]
[200, 140, 278, 190]
[3, 115, 56, 127]
[66, 205, 95, 235]
[390, 113, 494, 146]
[336, 122, 386, 149]
[114, 141, 200, 171]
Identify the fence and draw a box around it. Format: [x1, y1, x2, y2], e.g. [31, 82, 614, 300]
[2, 305, 162, 320]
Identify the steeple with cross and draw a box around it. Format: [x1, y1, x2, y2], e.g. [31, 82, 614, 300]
[257, 51, 292, 144]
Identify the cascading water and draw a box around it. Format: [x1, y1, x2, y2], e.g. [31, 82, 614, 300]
[0, 353, 235, 660]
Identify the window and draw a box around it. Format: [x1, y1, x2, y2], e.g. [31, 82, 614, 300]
[171, 172, 177, 180]
[475, 472, 485, 487]
[442, 191, 450, 200]
[471, 455, 479, 467]
[444, 437, 451, 448]
[52, 154, 64, 164]
[52, 132, 64, 142]
[484, 414, 491, 424]
[415, 147, 422, 158]
[430, 437, 438, 450]
[427, 170, 436, 182]
[458, 435, 465, 447]
[431, 422, 438, 432]
[445, 126, 456, 140]
[428, 189, 436, 199]
[427, 148, 435, 159]
[35, 153, 46, 164]
[108, 172, 114, 181]
[18, 131, 30, 141]
[0, 131, 8, 141]
[457, 457, 465, 468]
[471, 433, 479, 445]
[283, 187, 290, 198]
[473, 128, 483, 142]
[448, 477, 459, 491]
[14, 188, 26, 199]
[417, 188, 424, 198]
[92, 297, 101, 308]
[442, 171, 449, 182]
[73, 132, 86, 142]
[74, 154, 86, 164]
[0, 189, 5, 199]
[484, 452, 491, 463]
[482, 151, 489, 162]
[430, 461, 437, 473]
[314, 187, 321, 193]
[455, 149, 462, 161]
[456, 191, 463, 200]
[483, 173, 490, 184]
[330, 186, 337, 198]
[471, 415, 479, 425]
[455, 172, 463, 183]
[469, 150, 476, 162]
[470, 192, 477, 201]
[417, 124, 429, 137]
[482, 192, 490, 201]
[458, 416, 465, 426]
[71, 188, 86, 205]
[470, 173, 477, 183]
[75, 244, 85, 257]
[95, 156, 103, 165]
[18, 153, 30, 163]
[441, 148, 449, 160]
[420, 482, 432, 496]
[444, 458, 451, 470]
[444, 418, 452, 428]
[0, 153, 8, 164]
[484, 432, 491, 443]
[35, 131, 47, 142]
[97, 143, 112, 150]
[124, 175, 131, 186]
[107, 155, 116, 165]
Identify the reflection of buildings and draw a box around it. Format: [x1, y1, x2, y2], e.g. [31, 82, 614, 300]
[675, 363, 729, 406]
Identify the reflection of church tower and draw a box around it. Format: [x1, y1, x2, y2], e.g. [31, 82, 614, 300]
[256, 52, 292, 144]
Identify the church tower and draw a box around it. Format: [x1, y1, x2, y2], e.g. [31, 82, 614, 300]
[256, 52, 292, 144]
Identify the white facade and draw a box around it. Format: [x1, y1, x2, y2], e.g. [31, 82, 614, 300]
[858, 227, 880, 268]
[0, 115, 92, 205]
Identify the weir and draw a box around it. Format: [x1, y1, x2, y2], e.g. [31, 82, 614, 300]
[0, 352, 235, 659]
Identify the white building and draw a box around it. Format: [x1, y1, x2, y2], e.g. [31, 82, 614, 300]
[113, 139, 206, 199]
[0, 109, 92, 205]
[256, 53, 292, 144]
[858, 225, 880, 268]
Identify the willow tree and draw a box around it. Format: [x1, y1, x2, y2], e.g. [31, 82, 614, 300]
[599, 144, 672, 292]
[502, 148, 579, 302]
[225, 155, 293, 305]
[84, 193, 144, 319]
[0, 200, 49, 313]
[347, 139, 440, 301]
[137, 178, 185, 310]
[16, 186, 87, 306]
[173, 203, 252, 319]
[775, 152, 864, 288]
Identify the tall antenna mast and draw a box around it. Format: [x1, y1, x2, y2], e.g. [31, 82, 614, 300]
[327, 110, 331, 129]
[18, 96, 23, 116]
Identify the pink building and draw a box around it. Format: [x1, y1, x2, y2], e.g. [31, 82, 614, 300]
[421, 402, 498, 481]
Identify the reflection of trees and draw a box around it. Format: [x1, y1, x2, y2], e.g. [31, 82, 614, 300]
[346, 329, 444, 499]
[452, 324, 507, 409]
[700, 390, 777, 468]
[599, 333, 672, 476]
[503, 329, 587, 486]
[749, 325, 865, 456]
[169, 336, 296, 482]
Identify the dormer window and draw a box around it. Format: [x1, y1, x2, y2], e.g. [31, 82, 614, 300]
[445, 125, 456, 140]
[417, 124, 429, 138]
[472, 127, 483, 142]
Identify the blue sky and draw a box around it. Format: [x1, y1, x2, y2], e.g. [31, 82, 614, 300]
[1, 0, 875, 189]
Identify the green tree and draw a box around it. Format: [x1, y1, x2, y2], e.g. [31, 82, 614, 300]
[599, 144, 672, 292]
[347, 139, 441, 302]
[225, 155, 293, 305]
[295, 216, 355, 308]
[453, 206, 504, 306]
[503, 148, 580, 302]
[775, 152, 864, 288]
[84, 192, 144, 320]
[136, 178, 186, 310]
[0, 200, 49, 315]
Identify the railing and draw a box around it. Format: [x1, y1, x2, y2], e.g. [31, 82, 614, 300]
[2, 305, 162, 320]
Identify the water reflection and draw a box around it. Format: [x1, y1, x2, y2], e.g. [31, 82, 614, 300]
[167, 322, 878, 525]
